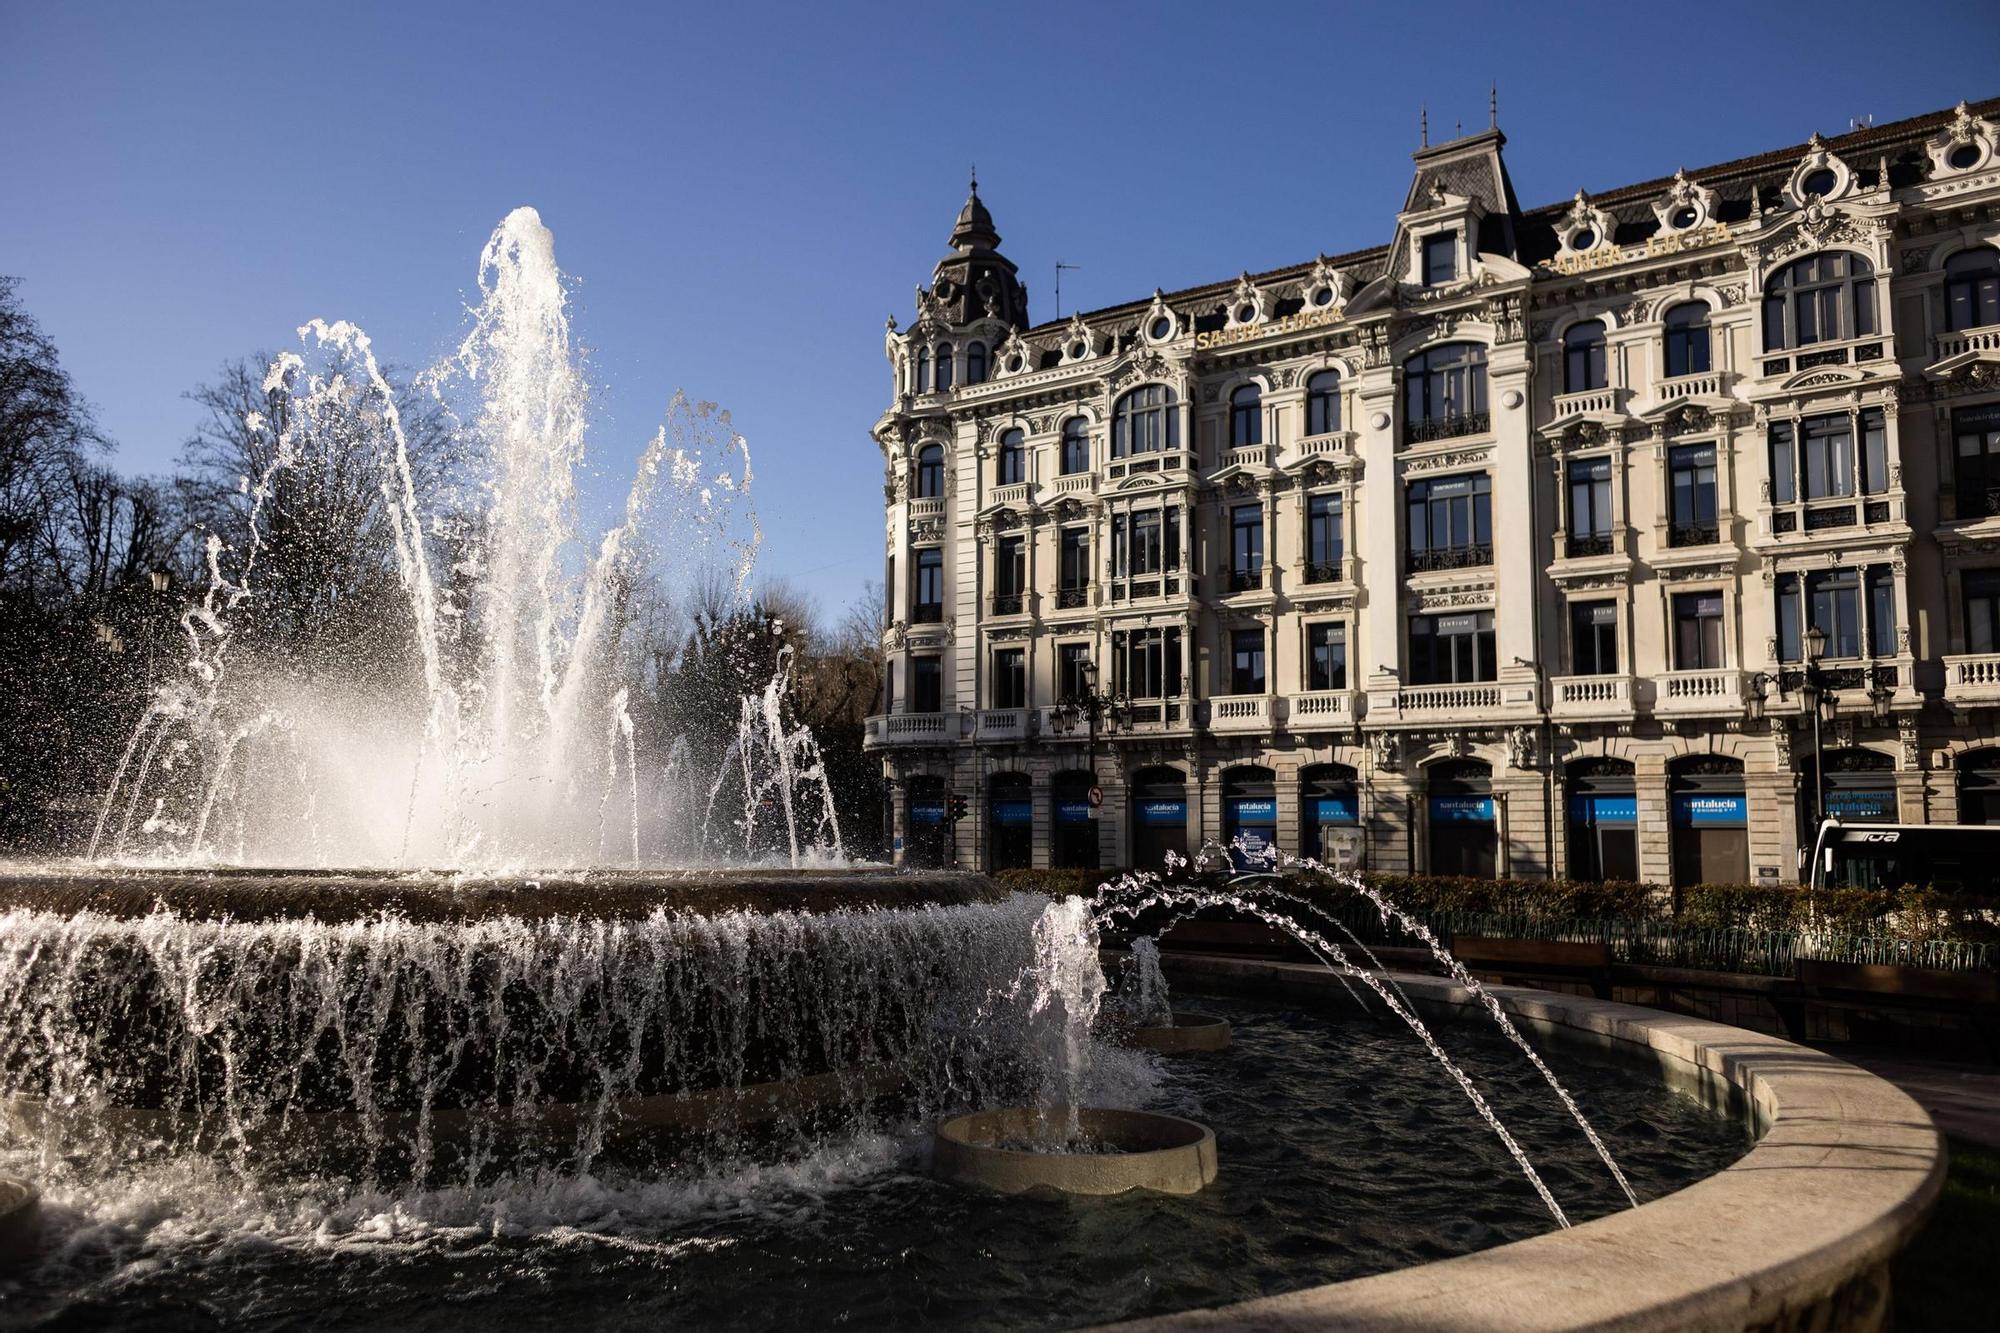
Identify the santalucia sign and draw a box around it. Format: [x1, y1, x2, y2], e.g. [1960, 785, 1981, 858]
[1537, 221, 1735, 276]
[1195, 305, 1343, 350]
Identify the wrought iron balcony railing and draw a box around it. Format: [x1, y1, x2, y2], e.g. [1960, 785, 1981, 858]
[1407, 542, 1492, 574]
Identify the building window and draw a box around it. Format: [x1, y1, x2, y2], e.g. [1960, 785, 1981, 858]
[1111, 384, 1179, 457]
[911, 654, 942, 712]
[1566, 456, 1613, 556]
[1229, 385, 1263, 447]
[1406, 472, 1492, 571]
[1956, 403, 2000, 518]
[1402, 342, 1488, 440]
[1672, 592, 1724, 669]
[914, 346, 930, 394]
[1307, 622, 1347, 690]
[966, 341, 987, 385]
[1801, 415, 1855, 499]
[1669, 444, 1719, 547]
[1230, 628, 1266, 695]
[1965, 570, 2000, 653]
[1306, 492, 1343, 580]
[997, 428, 1025, 486]
[1422, 232, 1455, 286]
[915, 444, 944, 498]
[1409, 611, 1496, 684]
[1563, 320, 1607, 393]
[913, 547, 943, 622]
[1061, 416, 1089, 474]
[1771, 410, 1887, 505]
[1229, 503, 1263, 591]
[1306, 370, 1342, 435]
[1571, 601, 1618, 675]
[1776, 565, 1897, 661]
[1115, 627, 1181, 699]
[1111, 507, 1180, 581]
[1664, 302, 1712, 377]
[934, 342, 955, 391]
[1945, 248, 2000, 331]
[992, 536, 1025, 613]
[1058, 527, 1090, 606]
[1762, 252, 1877, 351]
[991, 648, 1025, 708]
[1057, 642, 1093, 700]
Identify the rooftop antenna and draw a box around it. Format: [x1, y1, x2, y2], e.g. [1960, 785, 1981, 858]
[1849, 114, 1874, 131]
[1420, 105, 1429, 148]
[1055, 261, 1082, 318]
[1490, 84, 1498, 129]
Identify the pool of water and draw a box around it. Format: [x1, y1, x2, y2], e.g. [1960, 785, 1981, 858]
[1, 993, 1752, 1331]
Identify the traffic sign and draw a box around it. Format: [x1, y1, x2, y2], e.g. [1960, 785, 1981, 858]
[1087, 785, 1103, 808]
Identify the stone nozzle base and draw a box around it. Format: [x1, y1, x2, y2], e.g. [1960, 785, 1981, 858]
[1119, 1011, 1233, 1053]
[0, 1178, 39, 1266]
[933, 1107, 1217, 1196]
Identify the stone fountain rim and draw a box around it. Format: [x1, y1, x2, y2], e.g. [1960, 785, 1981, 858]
[935, 1106, 1219, 1197]
[1104, 956, 1944, 1333]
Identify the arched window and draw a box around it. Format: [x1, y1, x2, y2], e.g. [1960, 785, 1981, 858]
[1229, 385, 1263, 448]
[1306, 370, 1341, 436]
[966, 341, 988, 385]
[1111, 384, 1179, 458]
[934, 343, 955, 391]
[1563, 320, 1607, 393]
[1762, 253, 1877, 351]
[914, 347, 930, 395]
[1402, 343, 1489, 441]
[1945, 248, 2000, 332]
[1664, 302, 1712, 377]
[997, 428, 1026, 486]
[1060, 416, 1089, 474]
[914, 444, 944, 498]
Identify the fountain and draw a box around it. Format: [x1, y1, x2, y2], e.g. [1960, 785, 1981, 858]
[1107, 935, 1233, 1054]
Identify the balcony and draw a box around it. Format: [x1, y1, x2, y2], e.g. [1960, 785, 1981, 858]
[1652, 669, 1747, 717]
[1564, 532, 1615, 559]
[1121, 698, 1189, 734]
[1286, 689, 1358, 730]
[1550, 385, 1628, 419]
[1053, 585, 1092, 611]
[1668, 522, 1721, 549]
[1943, 654, 2000, 708]
[1295, 430, 1355, 458]
[864, 712, 958, 749]
[1209, 694, 1273, 735]
[1051, 472, 1096, 497]
[1759, 339, 1886, 379]
[1221, 446, 1269, 471]
[1953, 484, 2000, 524]
[975, 708, 1029, 741]
[1224, 569, 1263, 594]
[1408, 543, 1493, 574]
[907, 497, 944, 519]
[1550, 674, 1634, 722]
[1390, 682, 1504, 713]
[911, 602, 944, 624]
[1651, 369, 1729, 403]
[990, 482, 1031, 507]
[1929, 323, 2000, 372]
[1767, 494, 1903, 537]
[988, 592, 1027, 617]
[1302, 558, 1350, 586]
[1404, 411, 1490, 445]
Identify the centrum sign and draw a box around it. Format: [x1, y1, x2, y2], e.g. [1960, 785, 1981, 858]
[1537, 221, 1735, 276]
[1195, 305, 1342, 351]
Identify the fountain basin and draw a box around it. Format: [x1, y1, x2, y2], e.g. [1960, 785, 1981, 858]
[933, 1107, 1217, 1196]
[0, 1177, 37, 1266]
[1121, 1011, 1232, 1054]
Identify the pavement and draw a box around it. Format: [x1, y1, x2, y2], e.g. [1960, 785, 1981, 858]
[1813, 1045, 2000, 1149]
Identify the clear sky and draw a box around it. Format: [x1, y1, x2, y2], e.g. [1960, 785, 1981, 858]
[3, 1, 1997, 616]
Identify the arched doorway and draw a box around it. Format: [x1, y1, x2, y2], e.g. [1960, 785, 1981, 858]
[1129, 765, 1188, 870]
[1300, 763, 1361, 869]
[1670, 755, 1747, 889]
[1566, 757, 1637, 883]
[904, 775, 948, 869]
[1427, 760, 1496, 877]
[1221, 765, 1277, 869]
[987, 772, 1032, 871]
[1050, 770, 1099, 869]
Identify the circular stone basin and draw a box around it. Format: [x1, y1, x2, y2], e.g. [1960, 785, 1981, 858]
[1123, 1010, 1232, 1053]
[0, 1177, 39, 1266]
[933, 1107, 1217, 1196]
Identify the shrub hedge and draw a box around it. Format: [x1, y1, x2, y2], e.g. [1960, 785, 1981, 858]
[989, 866, 2000, 945]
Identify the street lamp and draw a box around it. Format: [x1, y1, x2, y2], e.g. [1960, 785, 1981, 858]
[1799, 624, 1831, 834]
[1047, 657, 1130, 826]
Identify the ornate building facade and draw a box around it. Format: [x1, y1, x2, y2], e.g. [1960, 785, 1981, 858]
[866, 98, 2000, 885]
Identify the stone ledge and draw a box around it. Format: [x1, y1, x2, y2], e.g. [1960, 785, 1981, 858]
[1106, 954, 1944, 1333]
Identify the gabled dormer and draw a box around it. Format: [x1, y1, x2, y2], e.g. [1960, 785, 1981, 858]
[1386, 126, 1524, 293]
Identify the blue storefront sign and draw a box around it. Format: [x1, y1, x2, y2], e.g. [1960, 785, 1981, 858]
[1312, 795, 1359, 825]
[910, 800, 945, 826]
[1673, 793, 1746, 827]
[1429, 796, 1494, 823]
[1824, 788, 1896, 821]
[990, 800, 1032, 827]
[1056, 800, 1092, 824]
[1225, 797, 1277, 825]
[1136, 799, 1186, 826]
[1568, 794, 1637, 826]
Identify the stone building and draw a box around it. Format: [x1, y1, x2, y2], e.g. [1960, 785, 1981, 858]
[865, 98, 2000, 886]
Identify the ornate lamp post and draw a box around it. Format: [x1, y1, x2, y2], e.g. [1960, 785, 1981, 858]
[1799, 624, 1831, 832]
[1047, 658, 1129, 798]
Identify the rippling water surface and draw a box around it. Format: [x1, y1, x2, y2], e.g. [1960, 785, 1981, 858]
[1, 994, 1751, 1331]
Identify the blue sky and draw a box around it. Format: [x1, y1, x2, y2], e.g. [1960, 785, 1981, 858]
[3, 1, 1997, 617]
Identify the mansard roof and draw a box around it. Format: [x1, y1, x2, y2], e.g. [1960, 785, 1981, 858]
[1018, 94, 2000, 340]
